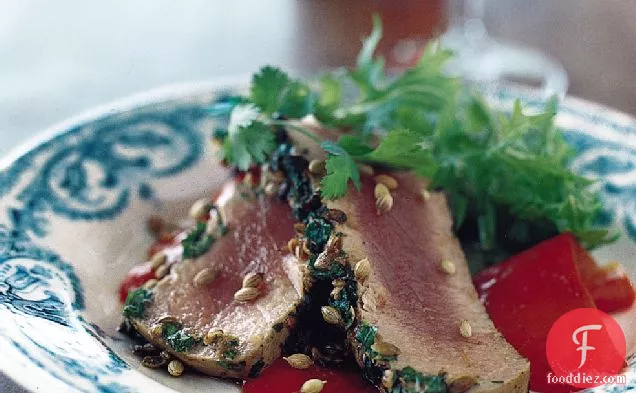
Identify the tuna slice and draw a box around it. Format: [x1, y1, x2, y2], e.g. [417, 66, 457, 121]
[130, 181, 303, 378]
[327, 173, 530, 393]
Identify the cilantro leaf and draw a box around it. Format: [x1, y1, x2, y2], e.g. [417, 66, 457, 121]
[320, 143, 361, 199]
[350, 14, 386, 99]
[223, 121, 276, 171]
[214, 14, 617, 264]
[250, 66, 314, 118]
[337, 135, 373, 156]
[279, 80, 315, 118]
[314, 74, 346, 127]
[321, 140, 347, 155]
[250, 66, 290, 114]
[362, 129, 437, 176]
[324, 18, 458, 133]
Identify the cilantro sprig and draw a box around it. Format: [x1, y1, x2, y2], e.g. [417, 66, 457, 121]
[209, 16, 617, 262]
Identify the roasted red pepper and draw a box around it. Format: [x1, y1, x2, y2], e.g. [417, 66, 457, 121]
[146, 230, 181, 259]
[474, 233, 634, 392]
[118, 261, 155, 303]
[574, 246, 635, 313]
[243, 358, 377, 393]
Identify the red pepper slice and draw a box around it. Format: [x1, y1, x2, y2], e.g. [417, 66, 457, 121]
[474, 233, 634, 392]
[118, 261, 155, 303]
[243, 358, 377, 393]
[147, 231, 181, 259]
[574, 245, 635, 313]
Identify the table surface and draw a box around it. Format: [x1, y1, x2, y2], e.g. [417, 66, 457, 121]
[1, 0, 635, 391]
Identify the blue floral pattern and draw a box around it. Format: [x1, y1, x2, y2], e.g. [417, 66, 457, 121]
[0, 98, 215, 392]
[0, 86, 634, 392]
[2, 103, 207, 238]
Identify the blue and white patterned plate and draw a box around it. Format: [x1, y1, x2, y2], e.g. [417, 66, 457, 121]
[0, 81, 634, 393]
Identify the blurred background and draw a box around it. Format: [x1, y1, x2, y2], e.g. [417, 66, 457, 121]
[1, 0, 636, 161]
[0, 0, 635, 391]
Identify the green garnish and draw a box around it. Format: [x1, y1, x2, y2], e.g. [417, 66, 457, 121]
[320, 141, 362, 200]
[182, 222, 214, 259]
[211, 15, 616, 261]
[355, 321, 378, 350]
[248, 359, 266, 378]
[392, 367, 447, 393]
[222, 339, 240, 360]
[251, 66, 315, 118]
[217, 360, 245, 371]
[122, 288, 152, 318]
[304, 215, 333, 253]
[162, 322, 198, 352]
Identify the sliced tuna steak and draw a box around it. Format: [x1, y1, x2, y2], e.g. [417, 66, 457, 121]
[325, 173, 530, 393]
[130, 181, 303, 378]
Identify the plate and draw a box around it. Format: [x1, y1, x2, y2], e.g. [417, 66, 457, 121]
[0, 81, 634, 393]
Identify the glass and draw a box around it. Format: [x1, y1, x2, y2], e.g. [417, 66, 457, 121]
[295, 0, 567, 98]
[440, 0, 569, 98]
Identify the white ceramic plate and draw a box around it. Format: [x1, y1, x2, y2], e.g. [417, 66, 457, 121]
[0, 81, 634, 393]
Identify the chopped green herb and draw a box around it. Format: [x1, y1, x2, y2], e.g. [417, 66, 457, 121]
[182, 222, 214, 259]
[248, 359, 265, 378]
[355, 321, 377, 351]
[162, 322, 198, 352]
[304, 216, 333, 253]
[328, 276, 357, 328]
[122, 288, 152, 318]
[308, 254, 348, 281]
[222, 339, 240, 360]
[391, 367, 447, 393]
[217, 360, 245, 371]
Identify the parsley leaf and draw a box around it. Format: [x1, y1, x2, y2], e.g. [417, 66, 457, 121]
[320, 141, 361, 199]
[428, 96, 616, 256]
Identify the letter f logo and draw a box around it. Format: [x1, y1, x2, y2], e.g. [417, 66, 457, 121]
[572, 324, 603, 368]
